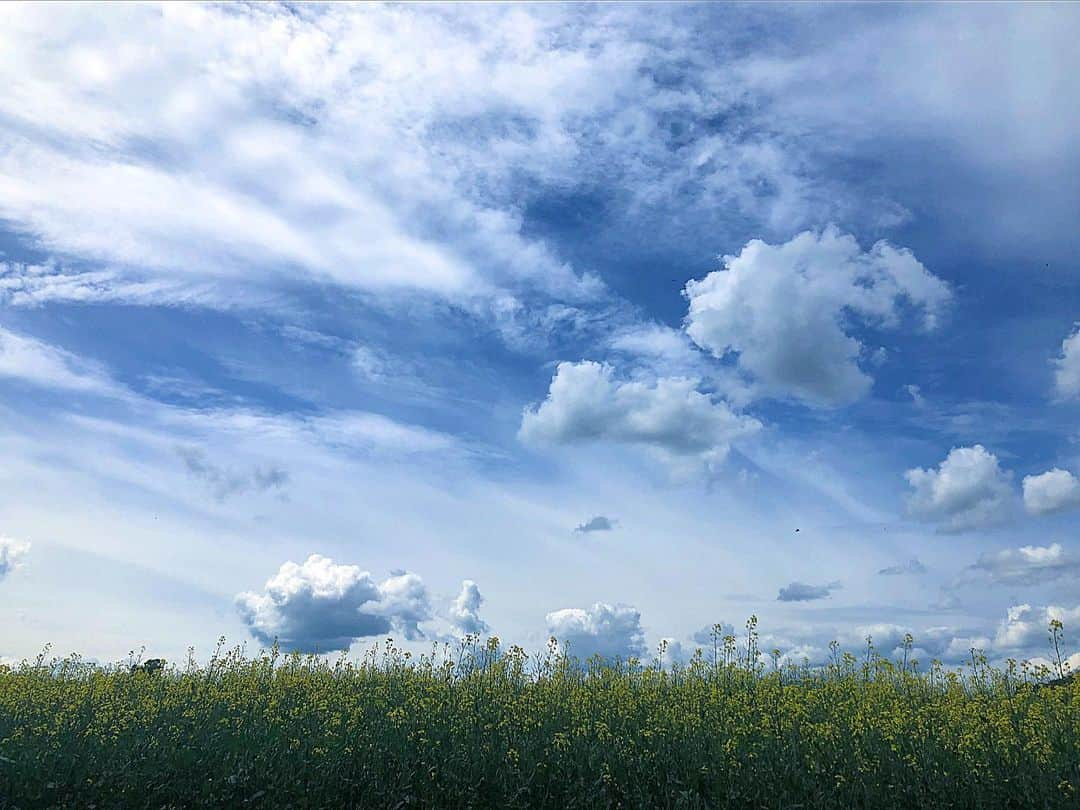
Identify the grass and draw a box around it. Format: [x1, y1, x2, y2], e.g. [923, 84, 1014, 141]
[1, 622, 1078, 808]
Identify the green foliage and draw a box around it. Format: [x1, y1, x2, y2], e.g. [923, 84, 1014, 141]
[0, 632, 1078, 808]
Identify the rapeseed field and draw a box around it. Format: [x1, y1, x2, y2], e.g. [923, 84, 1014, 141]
[1, 624, 1077, 808]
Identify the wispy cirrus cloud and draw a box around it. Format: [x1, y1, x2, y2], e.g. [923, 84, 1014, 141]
[0, 3, 627, 321]
[0, 325, 118, 395]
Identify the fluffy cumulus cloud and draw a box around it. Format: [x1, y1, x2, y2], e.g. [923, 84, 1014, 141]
[374, 571, 433, 642]
[545, 602, 647, 660]
[235, 554, 433, 652]
[520, 361, 760, 470]
[905, 445, 1015, 532]
[448, 580, 489, 637]
[1053, 326, 1080, 400]
[993, 604, 1080, 655]
[0, 536, 31, 581]
[878, 559, 927, 576]
[574, 516, 616, 534]
[683, 228, 950, 406]
[969, 544, 1080, 586]
[1023, 468, 1080, 516]
[776, 581, 840, 602]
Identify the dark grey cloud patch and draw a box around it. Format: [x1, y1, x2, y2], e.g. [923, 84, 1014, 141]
[253, 466, 290, 490]
[575, 515, 617, 534]
[177, 446, 289, 501]
[878, 559, 928, 576]
[777, 581, 840, 602]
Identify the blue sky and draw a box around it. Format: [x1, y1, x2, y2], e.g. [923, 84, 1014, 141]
[1, 2, 1079, 669]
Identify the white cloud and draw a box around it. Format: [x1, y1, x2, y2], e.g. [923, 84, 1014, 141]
[374, 571, 432, 642]
[0, 330, 472, 491]
[0, 261, 231, 309]
[0, 326, 116, 394]
[608, 323, 709, 380]
[545, 602, 647, 660]
[609, 323, 757, 408]
[0, 5, 1073, 335]
[683, 228, 950, 406]
[742, 6, 1080, 256]
[0, 4, 629, 315]
[969, 544, 1080, 586]
[308, 412, 460, 457]
[1, 141, 477, 295]
[1023, 468, 1080, 516]
[235, 554, 433, 652]
[351, 345, 389, 381]
[4, 2, 848, 329]
[448, 580, 489, 637]
[0, 536, 31, 581]
[905, 384, 925, 408]
[776, 581, 839, 602]
[1, 4, 961, 334]
[519, 361, 761, 470]
[1054, 326, 1080, 400]
[610, 324, 695, 363]
[158, 407, 463, 461]
[904, 445, 1015, 532]
[993, 603, 1080, 654]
